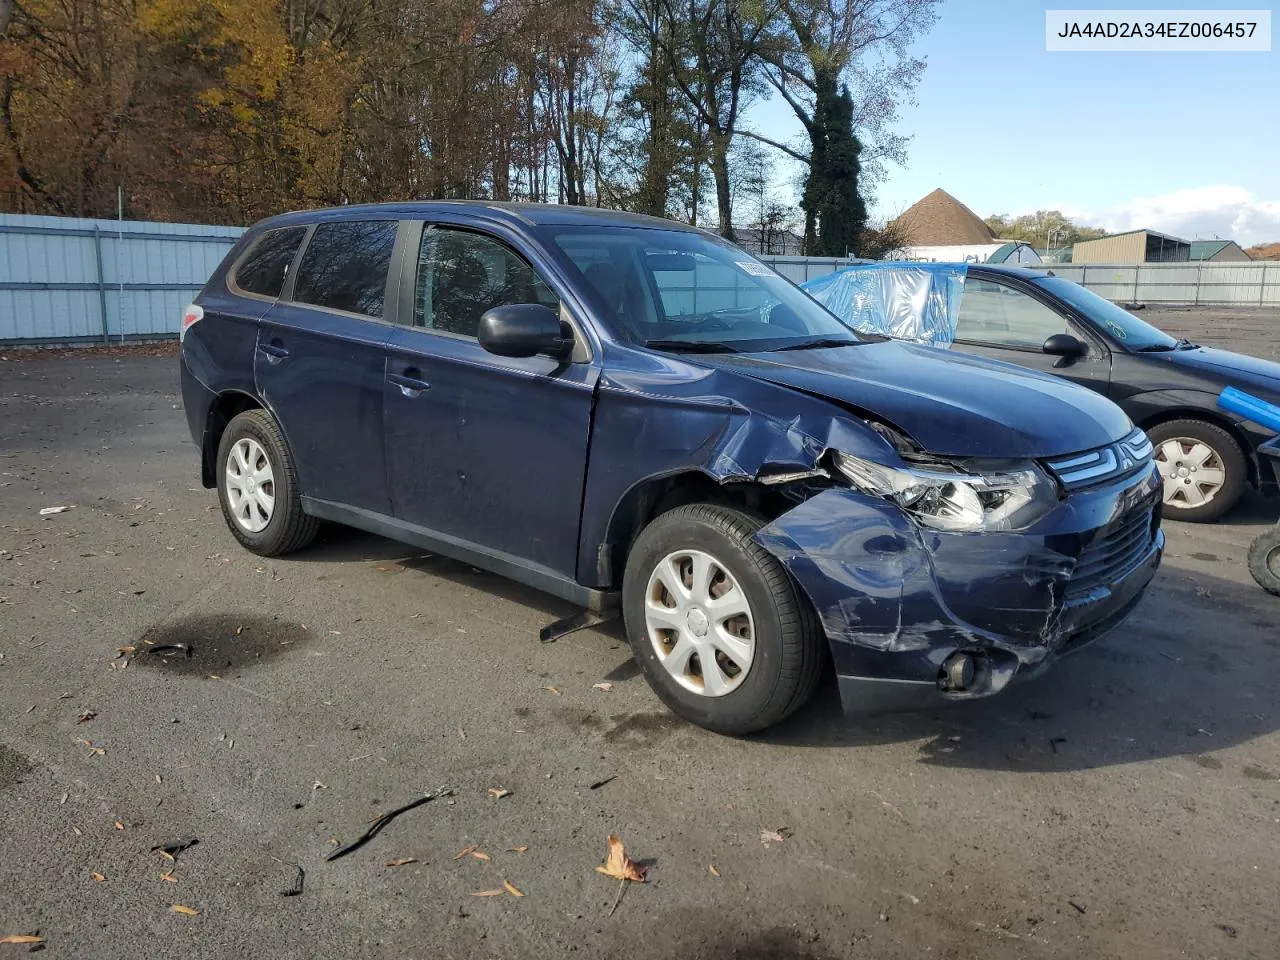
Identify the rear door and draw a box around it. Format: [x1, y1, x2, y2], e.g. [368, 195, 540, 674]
[256, 219, 404, 516]
[950, 275, 1111, 393]
[382, 221, 597, 577]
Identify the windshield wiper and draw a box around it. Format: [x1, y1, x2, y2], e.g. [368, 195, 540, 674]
[1133, 343, 1177, 352]
[1175, 337, 1200, 349]
[644, 339, 740, 354]
[771, 337, 859, 352]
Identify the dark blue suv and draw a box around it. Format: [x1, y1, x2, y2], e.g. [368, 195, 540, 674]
[180, 203, 1164, 734]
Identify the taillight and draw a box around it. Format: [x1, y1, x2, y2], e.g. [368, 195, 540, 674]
[180, 304, 203, 342]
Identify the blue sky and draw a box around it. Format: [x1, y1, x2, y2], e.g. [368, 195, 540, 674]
[745, 1, 1280, 243]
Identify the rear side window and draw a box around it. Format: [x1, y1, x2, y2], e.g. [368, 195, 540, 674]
[233, 227, 306, 298]
[293, 220, 398, 317]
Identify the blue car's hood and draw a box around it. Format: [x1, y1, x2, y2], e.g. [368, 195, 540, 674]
[700, 341, 1133, 459]
[1165, 346, 1280, 396]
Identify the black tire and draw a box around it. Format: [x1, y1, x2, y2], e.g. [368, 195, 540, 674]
[1147, 419, 1247, 523]
[1247, 527, 1280, 597]
[621, 503, 824, 735]
[215, 409, 319, 557]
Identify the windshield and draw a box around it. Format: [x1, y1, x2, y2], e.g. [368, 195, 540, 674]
[544, 225, 859, 351]
[1034, 276, 1178, 351]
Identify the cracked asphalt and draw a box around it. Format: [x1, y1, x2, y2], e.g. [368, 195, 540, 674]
[1, 318, 1278, 959]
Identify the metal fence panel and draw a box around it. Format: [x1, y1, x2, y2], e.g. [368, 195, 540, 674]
[1, 213, 243, 343]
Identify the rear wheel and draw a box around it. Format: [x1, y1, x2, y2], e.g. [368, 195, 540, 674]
[1247, 528, 1280, 596]
[1148, 419, 1246, 523]
[622, 503, 824, 735]
[216, 409, 319, 556]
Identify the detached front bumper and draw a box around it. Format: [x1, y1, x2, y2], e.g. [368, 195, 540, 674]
[753, 464, 1164, 713]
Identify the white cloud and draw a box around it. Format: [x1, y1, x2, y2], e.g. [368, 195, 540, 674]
[1052, 185, 1280, 247]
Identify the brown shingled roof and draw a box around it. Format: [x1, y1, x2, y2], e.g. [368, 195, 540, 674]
[890, 188, 995, 245]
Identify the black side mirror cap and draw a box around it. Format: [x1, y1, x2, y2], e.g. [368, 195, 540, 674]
[477, 304, 573, 360]
[1042, 333, 1087, 359]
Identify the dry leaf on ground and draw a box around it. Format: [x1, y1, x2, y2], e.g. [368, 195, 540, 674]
[0, 935, 43, 945]
[453, 844, 478, 860]
[503, 880, 525, 897]
[760, 827, 793, 844]
[471, 850, 491, 862]
[159, 871, 177, 883]
[113, 820, 124, 831]
[116, 646, 134, 658]
[487, 787, 511, 799]
[595, 835, 647, 883]
[506, 846, 529, 853]
[470, 889, 504, 897]
[90, 872, 106, 882]
[592, 682, 613, 692]
[543, 685, 561, 696]
[76, 710, 97, 724]
[169, 904, 199, 916]
[385, 858, 417, 868]
[708, 865, 720, 877]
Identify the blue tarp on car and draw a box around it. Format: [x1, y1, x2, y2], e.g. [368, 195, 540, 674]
[801, 262, 967, 345]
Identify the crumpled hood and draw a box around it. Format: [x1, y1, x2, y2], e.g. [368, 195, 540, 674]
[1165, 346, 1280, 397]
[699, 340, 1133, 459]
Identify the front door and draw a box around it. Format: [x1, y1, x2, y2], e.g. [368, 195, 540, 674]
[383, 224, 597, 578]
[949, 276, 1111, 393]
[256, 219, 400, 515]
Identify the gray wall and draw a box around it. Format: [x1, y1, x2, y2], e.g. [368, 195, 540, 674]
[1, 213, 242, 343]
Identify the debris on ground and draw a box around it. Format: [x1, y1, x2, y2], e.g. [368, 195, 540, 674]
[280, 865, 304, 897]
[596, 834, 647, 916]
[90, 872, 106, 882]
[708, 865, 721, 877]
[506, 846, 528, 854]
[503, 880, 524, 897]
[0, 934, 43, 945]
[75, 739, 105, 757]
[760, 827, 793, 845]
[487, 787, 511, 799]
[470, 888, 504, 897]
[592, 682, 613, 692]
[1069, 900, 1087, 915]
[542, 685, 561, 696]
[168, 904, 199, 917]
[75, 710, 97, 724]
[325, 787, 452, 862]
[470, 850, 491, 861]
[453, 844, 478, 860]
[151, 838, 198, 860]
[589, 775, 616, 790]
[385, 858, 417, 868]
[38, 506, 73, 516]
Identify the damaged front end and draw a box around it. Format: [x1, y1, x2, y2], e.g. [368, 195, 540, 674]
[753, 448, 1164, 713]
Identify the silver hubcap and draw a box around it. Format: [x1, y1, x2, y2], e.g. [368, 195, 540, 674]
[643, 549, 755, 697]
[1154, 438, 1226, 509]
[225, 438, 275, 533]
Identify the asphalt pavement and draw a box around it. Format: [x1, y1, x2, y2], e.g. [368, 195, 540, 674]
[1, 330, 1278, 959]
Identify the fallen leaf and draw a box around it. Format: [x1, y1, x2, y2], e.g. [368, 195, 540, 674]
[503, 879, 525, 897]
[592, 682, 613, 692]
[470, 889, 505, 897]
[159, 871, 177, 883]
[385, 858, 417, 868]
[116, 646, 134, 658]
[453, 844, 479, 860]
[506, 846, 529, 854]
[39, 505, 73, 515]
[708, 865, 720, 877]
[90, 872, 106, 882]
[487, 787, 511, 799]
[158, 850, 175, 862]
[760, 827, 793, 844]
[169, 904, 199, 916]
[543, 685, 561, 696]
[113, 821, 124, 831]
[0, 935, 43, 945]
[76, 710, 97, 724]
[595, 835, 647, 883]
[471, 851, 491, 862]
[235, 626, 243, 635]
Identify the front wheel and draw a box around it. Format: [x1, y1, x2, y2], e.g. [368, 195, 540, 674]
[622, 503, 824, 735]
[1247, 528, 1280, 596]
[1148, 419, 1246, 523]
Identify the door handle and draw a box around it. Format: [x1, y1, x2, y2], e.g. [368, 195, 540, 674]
[259, 340, 290, 364]
[388, 368, 430, 398]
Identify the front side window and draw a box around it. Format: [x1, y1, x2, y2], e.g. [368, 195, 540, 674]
[954, 278, 1068, 348]
[292, 220, 398, 318]
[415, 227, 559, 337]
[234, 227, 306, 298]
[546, 226, 857, 351]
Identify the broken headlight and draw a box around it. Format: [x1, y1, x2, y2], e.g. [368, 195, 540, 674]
[833, 452, 1058, 532]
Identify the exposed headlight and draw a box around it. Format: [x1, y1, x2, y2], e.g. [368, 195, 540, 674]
[833, 452, 1058, 532]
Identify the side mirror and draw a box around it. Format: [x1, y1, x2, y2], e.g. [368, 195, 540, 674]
[1042, 333, 1087, 359]
[477, 304, 572, 360]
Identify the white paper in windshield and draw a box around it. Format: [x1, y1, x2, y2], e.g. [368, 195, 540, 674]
[735, 260, 774, 277]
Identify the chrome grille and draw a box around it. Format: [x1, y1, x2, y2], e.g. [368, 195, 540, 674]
[1045, 428, 1153, 490]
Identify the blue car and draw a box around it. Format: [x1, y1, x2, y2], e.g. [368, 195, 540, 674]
[180, 203, 1164, 734]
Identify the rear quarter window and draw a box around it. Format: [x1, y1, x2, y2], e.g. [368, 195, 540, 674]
[292, 220, 398, 318]
[232, 227, 307, 298]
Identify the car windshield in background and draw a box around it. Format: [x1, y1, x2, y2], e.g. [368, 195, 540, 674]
[545, 226, 859, 352]
[1034, 276, 1179, 351]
